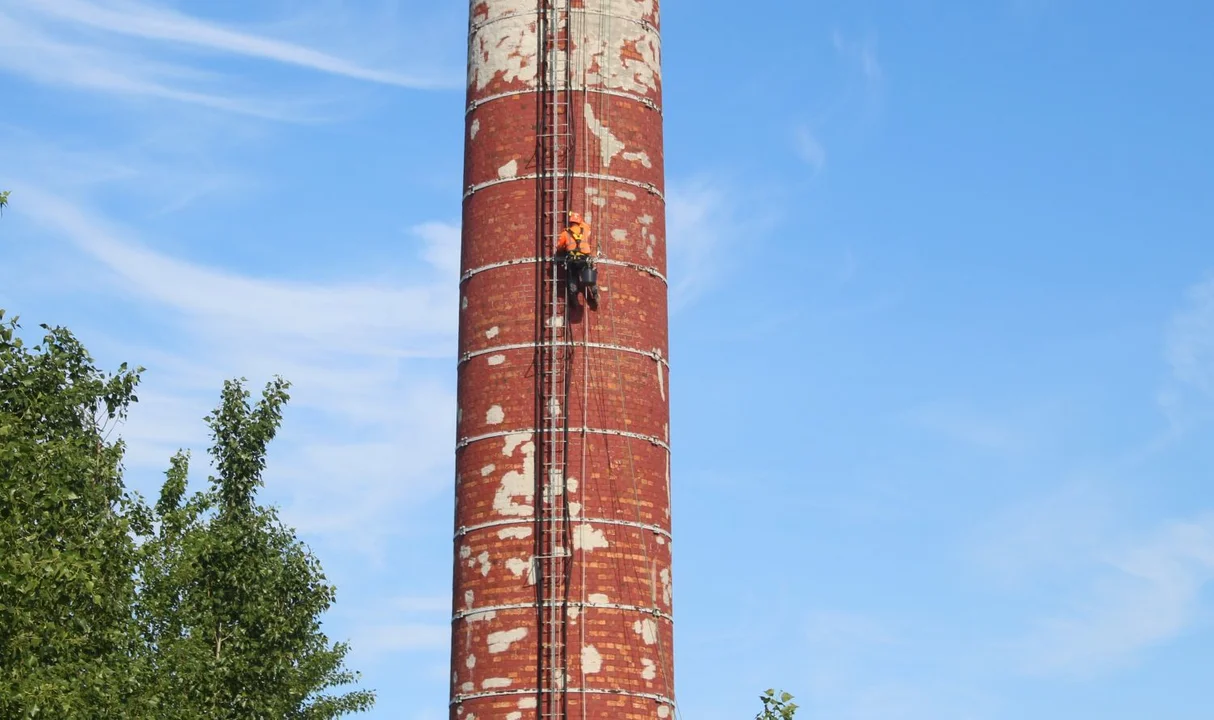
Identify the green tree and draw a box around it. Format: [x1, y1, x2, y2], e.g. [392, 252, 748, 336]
[0, 312, 146, 717]
[757, 689, 799, 720]
[135, 377, 374, 718]
[1, 190, 9, 214]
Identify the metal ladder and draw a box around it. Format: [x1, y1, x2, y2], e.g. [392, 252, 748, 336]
[535, 0, 574, 718]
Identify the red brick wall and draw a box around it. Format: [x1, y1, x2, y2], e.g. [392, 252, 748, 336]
[453, 2, 673, 718]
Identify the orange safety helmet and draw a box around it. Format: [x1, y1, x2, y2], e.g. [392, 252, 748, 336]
[569, 211, 584, 225]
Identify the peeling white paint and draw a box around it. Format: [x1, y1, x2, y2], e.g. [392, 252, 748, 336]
[498, 526, 532, 540]
[507, 714, 522, 720]
[581, 645, 603, 674]
[622, 150, 653, 168]
[461, 295, 468, 310]
[494, 433, 535, 517]
[656, 535, 666, 545]
[467, 610, 497, 623]
[546, 314, 564, 328]
[639, 214, 654, 225]
[568, 605, 580, 619]
[658, 705, 671, 719]
[505, 557, 536, 585]
[460, 545, 472, 560]
[486, 326, 500, 339]
[657, 362, 665, 400]
[569, 501, 582, 517]
[584, 103, 626, 167]
[486, 405, 505, 425]
[588, 593, 610, 605]
[487, 627, 528, 653]
[470, 118, 480, 139]
[466, 654, 477, 669]
[567, 477, 579, 493]
[488, 354, 506, 366]
[482, 677, 512, 689]
[477, 551, 491, 577]
[660, 568, 672, 606]
[481, 464, 496, 477]
[642, 658, 657, 680]
[573, 523, 609, 552]
[616, 189, 637, 201]
[461, 681, 475, 692]
[503, 432, 529, 456]
[633, 618, 658, 645]
[612, 228, 628, 241]
[470, 0, 661, 97]
[518, 697, 538, 710]
[592, 196, 607, 207]
[469, 9, 537, 91]
[464, 590, 474, 606]
[547, 396, 561, 418]
[497, 159, 519, 179]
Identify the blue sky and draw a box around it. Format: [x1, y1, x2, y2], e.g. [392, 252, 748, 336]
[3, 0, 1214, 718]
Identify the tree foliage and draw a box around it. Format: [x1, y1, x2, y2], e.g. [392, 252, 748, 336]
[0, 311, 145, 716]
[135, 378, 374, 718]
[757, 689, 799, 720]
[0, 311, 373, 718]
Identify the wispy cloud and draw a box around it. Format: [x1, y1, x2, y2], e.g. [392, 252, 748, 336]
[0, 11, 301, 119]
[832, 28, 883, 86]
[11, 186, 458, 554]
[1161, 274, 1214, 420]
[22, 0, 454, 89]
[794, 125, 827, 175]
[0, 0, 456, 120]
[801, 611, 994, 720]
[665, 178, 745, 310]
[903, 400, 1034, 454]
[1018, 514, 1214, 676]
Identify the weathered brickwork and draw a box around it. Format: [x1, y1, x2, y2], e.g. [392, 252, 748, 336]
[453, 1, 672, 718]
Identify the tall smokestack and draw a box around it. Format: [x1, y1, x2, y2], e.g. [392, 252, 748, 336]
[452, 1, 673, 718]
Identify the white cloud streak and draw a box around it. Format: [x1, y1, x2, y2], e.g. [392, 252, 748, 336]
[1165, 274, 1214, 397]
[665, 179, 738, 310]
[12, 186, 458, 553]
[832, 28, 883, 85]
[1020, 515, 1214, 676]
[22, 0, 454, 89]
[0, 0, 455, 120]
[0, 11, 303, 120]
[794, 125, 827, 175]
[17, 188, 455, 358]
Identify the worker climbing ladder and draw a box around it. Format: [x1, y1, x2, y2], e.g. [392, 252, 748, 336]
[535, 1, 575, 718]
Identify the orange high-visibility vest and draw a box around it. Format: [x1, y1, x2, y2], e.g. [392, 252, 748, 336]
[558, 217, 592, 256]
